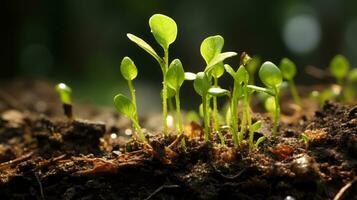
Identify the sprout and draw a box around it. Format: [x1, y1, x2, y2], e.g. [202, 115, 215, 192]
[246, 56, 261, 84]
[301, 133, 310, 149]
[55, 83, 73, 119]
[193, 72, 211, 141]
[330, 54, 349, 86]
[120, 57, 139, 121]
[254, 61, 282, 138]
[224, 63, 250, 145]
[279, 58, 301, 106]
[264, 96, 276, 114]
[166, 59, 185, 134]
[249, 120, 262, 150]
[127, 14, 178, 135]
[114, 94, 146, 143]
[255, 136, 266, 148]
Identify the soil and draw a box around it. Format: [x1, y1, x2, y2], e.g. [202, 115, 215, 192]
[0, 79, 356, 200]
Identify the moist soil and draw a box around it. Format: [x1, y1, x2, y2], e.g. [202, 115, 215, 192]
[0, 79, 356, 200]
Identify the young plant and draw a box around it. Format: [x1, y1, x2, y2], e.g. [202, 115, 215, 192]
[113, 94, 146, 143]
[246, 56, 261, 84]
[55, 83, 73, 119]
[279, 58, 301, 106]
[259, 62, 282, 138]
[200, 35, 237, 141]
[301, 133, 310, 149]
[193, 72, 211, 141]
[329, 54, 349, 101]
[120, 57, 139, 121]
[127, 14, 177, 135]
[166, 59, 185, 134]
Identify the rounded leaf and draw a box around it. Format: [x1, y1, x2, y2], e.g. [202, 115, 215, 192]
[120, 57, 138, 81]
[167, 87, 176, 98]
[55, 83, 72, 104]
[211, 62, 225, 78]
[113, 94, 136, 120]
[208, 87, 230, 97]
[279, 58, 296, 80]
[206, 52, 237, 73]
[166, 59, 185, 91]
[236, 65, 249, 84]
[330, 54, 349, 79]
[184, 72, 197, 80]
[193, 72, 211, 96]
[200, 35, 224, 64]
[264, 96, 276, 113]
[246, 56, 261, 74]
[259, 61, 282, 88]
[149, 14, 177, 49]
[348, 68, 357, 82]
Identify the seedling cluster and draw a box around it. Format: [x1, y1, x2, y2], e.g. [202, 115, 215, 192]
[54, 14, 357, 151]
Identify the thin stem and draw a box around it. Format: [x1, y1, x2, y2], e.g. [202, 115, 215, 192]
[246, 93, 254, 150]
[213, 77, 219, 131]
[238, 100, 246, 143]
[162, 48, 169, 135]
[288, 80, 301, 106]
[132, 120, 146, 143]
[127, 80, 139, 121]
[202, 95, 209, 141]
[272, 87, 280, 138]
[231, 81, 239, 145]
[175, 92, 183, 134]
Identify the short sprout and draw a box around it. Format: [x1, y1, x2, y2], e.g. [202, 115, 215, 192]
[120, 57, 138, 81]
[55, 83, 72, 105]
[259, 61, 283, 88]
[280, 58, 296, 80]
[149, 14, 177, 50]
[329, 54, 349, 83]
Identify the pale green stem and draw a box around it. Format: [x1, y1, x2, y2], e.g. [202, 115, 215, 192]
[161, 48, 169, 135]
[238, 100, 247, 143]
[175, 92, 183, 134]
[246, 93, 254, 150]
[213, 77, 219, 131]
[127, 80, 138, 122]
[231, 81, 239, 145]
[132, 119, 146, 143]
[272, 87, 280, 138]
[288, 79, 301, 106]
[202, 95, 209, 141]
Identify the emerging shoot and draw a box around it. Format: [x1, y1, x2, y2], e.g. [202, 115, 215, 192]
[279, 58, 301, 106]
[55, 83, 73, 119]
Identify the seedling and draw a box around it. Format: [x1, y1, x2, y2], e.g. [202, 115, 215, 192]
[113, 94, 146, 143]
[193, 72, 211, 141]
[200, 35, 236, 132]
[329, 54, 350, 101]
[127, 14, 177, 135]
[166, 59, 185, 134]
[55, 83, 73, 119]
[255, 135, 266, 149]
[300, 133, 310, 149]
[249, 120, 262, 150]
[246, 56, 261, 84]
[279, 58, 301, 106]
[120, 57, 139, 121]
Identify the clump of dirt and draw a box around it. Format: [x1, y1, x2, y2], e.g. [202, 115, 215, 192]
[0, 80, 356, 200]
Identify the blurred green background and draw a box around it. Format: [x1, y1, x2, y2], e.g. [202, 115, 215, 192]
[1, 0, 357, 112]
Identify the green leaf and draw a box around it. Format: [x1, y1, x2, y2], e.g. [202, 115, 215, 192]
[166, 59, 185, 91]
[211, 62, 225, 78]
[193, 72, 211, 96]
[264, 96, 276, 113]
[255, 136, 266, 148]
[259, 61, 282, 88]
[246, 56, 261, 74]
[330, 54, 349, 79]
[224, 64, 236, 78]
[208, 87, 230, 97]
[279, 58, 296, 80]
[236, 65, 249, 84]
[113, 94, 136, 120]
[127, 33, 162, 63]
[348, 68, 357, 82]
[250, 120, 262, 132]
[200, 35, 224, 64]
[206, 52, 237, 73]
[120, 57, 138, 81]
[184, 72, 197, 80]
[55, 83, 72, 104]
[167, 87, 176, 98]
[149, 14, 177, 49]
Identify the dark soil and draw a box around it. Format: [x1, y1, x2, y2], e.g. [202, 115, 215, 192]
[0, 80, 356, 200]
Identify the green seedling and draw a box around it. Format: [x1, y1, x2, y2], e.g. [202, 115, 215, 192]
[329, 54, 350, 101]
[249, 120, 262, 150]
[246, 56, 261, 84]
[255, 136, 266, 149]
[224, 64, 249, 145]
[208, 87, 230, 145]
[300, 133, 310, 149]
[200, 35, 236, 132]
[166, 59, 185, 134]
[264, 96, 276, 115]
[279, 58, 301, 106]
[55, 83, 73, 119]
[120, 57, 139, 122]
[114, 94, 146, 143]
[127, 14, 177, 135]
[193, 72, 211, 141]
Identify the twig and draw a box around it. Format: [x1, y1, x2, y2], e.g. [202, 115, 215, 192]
[35, 172, 45, 200]
[333, 178, 357, 200]
[0, 152, 34, 169]
[144, 184, 180, 200]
